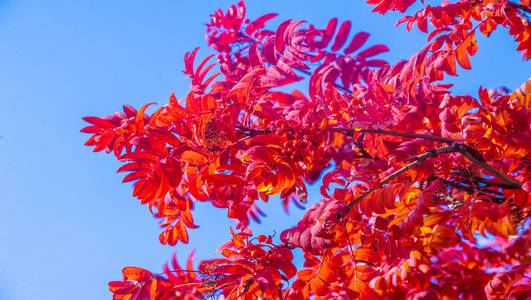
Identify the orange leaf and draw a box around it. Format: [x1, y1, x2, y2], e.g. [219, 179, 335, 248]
[167, 93, 188, 119]
[445, 53, 457, 76]
[181, 201, 199, 229]
[181, 150, 208, 165]
[150, 278, 157, 300]
[355, 248, 379, 264]
[122, 267, 153, 281]
[456, 46, 471, 70]
[177, 219, 189, 244]
[298, 269, 314, 282]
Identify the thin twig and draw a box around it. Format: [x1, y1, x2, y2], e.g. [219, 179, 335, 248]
[436, 177, 505, 202]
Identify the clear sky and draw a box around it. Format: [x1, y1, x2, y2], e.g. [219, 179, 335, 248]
[0, 0, 529, 299]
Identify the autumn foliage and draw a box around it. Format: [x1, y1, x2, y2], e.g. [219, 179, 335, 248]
[82, 0, 531, 299]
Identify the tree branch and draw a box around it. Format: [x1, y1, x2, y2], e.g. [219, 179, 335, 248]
[508, 1, 531, 14]
[436, 177, 506, 204]
[475, 176, 519, 189]
[342, 143, 524, 216]
[456, 145, 523, 189]
[237, 127, 523, 191]
[343, 145, 458, 215]
[351, 133, 374, 159]
[325, 128, 455, 144]
[238, 127, 455, 144]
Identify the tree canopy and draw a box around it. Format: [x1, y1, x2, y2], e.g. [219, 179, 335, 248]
[82, 1, 531, 299]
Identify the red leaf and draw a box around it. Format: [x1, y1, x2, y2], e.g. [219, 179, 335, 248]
[184, 48, 199, 75]
[248, 44, 263, 67]
[82, 116, 115, 128]
[275, 20, 292, 53]
[208, 174, 244, 186]
[456, 46, 471, 70]
[123, 104, 137, 117]
[80, 126, 101, 133]
[117, 162, 150, 173]
[444, 53, 457, 76]
[181, 150, 208, 165]
[365, 59, 387, 67]
[355, 248, 379, 264]
[122, 170, 150, 183]
[119, 151, 159, 163]
[194, 54, 215, 78]
[176, 219, 189, 243]
[136, 102, 155, 134]
[523, 181, 531, 193]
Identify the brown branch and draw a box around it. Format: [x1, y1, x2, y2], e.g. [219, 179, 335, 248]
[326, 128, 455, 144]
[342, 143, 524, 216]
[329, 129, 522, 188]
[343, 145, 458, 215]
[508, 1, 531, 14]
[436, 177, 506, 203]
[351, 132, 374, 159]
[237, 127, 523, 191]
[475, 176, 519, 189]
[457, 145, 523, 189]
[238, 127, 454, 144]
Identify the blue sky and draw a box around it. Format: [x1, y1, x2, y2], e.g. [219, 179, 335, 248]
[0, 0, 529, 299]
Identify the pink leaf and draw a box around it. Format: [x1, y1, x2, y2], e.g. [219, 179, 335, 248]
[344, 31, 370, 54]
[245, 13, 277, 35]
[275, 20, 292, 53]
[358, 44, 389, 58]
[331, 20, 351, 52]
